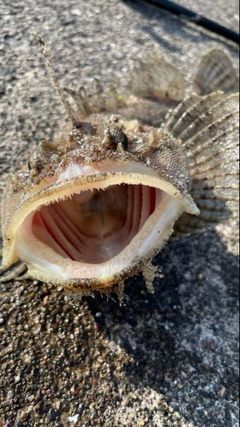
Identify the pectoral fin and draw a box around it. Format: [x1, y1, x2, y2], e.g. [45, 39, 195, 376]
[162, 91, 239, 236]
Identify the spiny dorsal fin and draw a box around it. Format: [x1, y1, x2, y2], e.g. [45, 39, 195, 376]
[33, 32, 78, 124]
[128, 51, 186, 101]
[116, 52, 186, 127]
[193, 48, 239, 96]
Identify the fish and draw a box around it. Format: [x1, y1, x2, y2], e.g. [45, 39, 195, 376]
[0, 40, 239, 297]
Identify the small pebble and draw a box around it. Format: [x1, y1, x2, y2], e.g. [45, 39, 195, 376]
[68, 414, 80, 423]
[71, 386, 79, 396]
[95, 312, 102, 318]
[15, 375, 21, 383]
[7, 389, 15, 399]
[48, 408, 57, 421]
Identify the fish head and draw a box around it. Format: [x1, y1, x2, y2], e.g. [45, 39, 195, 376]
[1, 112, 199, 293]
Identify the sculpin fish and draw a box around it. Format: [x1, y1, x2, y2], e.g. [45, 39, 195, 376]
[0, 41, 239, 296]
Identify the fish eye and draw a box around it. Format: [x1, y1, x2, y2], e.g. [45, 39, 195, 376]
[109, 126, 129, 150]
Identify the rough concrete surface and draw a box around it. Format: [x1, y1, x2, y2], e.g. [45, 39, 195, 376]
[0, 1, 239, 426]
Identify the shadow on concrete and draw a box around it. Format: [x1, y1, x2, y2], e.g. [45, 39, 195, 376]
[120, 0, 238, 54]
[85, 226, 239, 427]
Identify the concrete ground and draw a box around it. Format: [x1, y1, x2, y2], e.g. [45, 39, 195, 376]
[0, 1, 239, 426]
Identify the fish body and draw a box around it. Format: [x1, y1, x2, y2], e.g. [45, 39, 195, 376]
[0, 46, 239, 295]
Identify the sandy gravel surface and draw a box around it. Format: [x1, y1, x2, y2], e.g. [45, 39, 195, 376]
[0, 1, 239, 426]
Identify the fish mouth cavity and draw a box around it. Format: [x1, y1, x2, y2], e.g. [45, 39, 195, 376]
[4, 160, 198, 283]
[32, 183, 162, 264]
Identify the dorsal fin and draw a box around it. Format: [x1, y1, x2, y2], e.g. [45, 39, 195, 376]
[128, 51, 186, 101]
[32, 32, 78, 124]
[193, 48, 239, 96]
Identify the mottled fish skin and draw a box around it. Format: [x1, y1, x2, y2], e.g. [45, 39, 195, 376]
[0, 45, 239, 296]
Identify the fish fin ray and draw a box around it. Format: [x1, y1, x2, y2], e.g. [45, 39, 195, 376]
[193, 48, 239, 96]
[128, 51, 186, 101]
[163, 92, 239, 236]
[64, 80, 122, 118]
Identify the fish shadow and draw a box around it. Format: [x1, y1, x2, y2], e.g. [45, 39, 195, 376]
[85, 225, 239, 426]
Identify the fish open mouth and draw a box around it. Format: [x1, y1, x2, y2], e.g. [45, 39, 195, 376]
[3, 160, 198, 286]
[32, 184, 160, 264]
